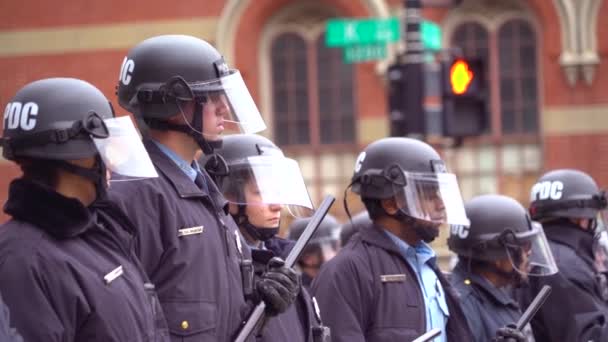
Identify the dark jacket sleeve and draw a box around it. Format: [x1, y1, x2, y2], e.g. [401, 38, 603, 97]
[524, 271, 608, 342]
[0, 292, 23, 342]
[0, 251, 87, 342]
[310, 253, 372, 342]
[109, 181, 169, 276]
[455, 292, 488, 342]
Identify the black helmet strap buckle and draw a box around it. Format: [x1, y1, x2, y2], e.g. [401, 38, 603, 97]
[160, 76, 195, 103]
[2, 111, 108, 152]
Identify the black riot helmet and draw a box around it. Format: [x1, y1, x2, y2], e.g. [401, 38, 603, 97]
[529, 169, 607, 222]
[348, 137, 469, 242]
[211, 134, 313, 242]
[116, 35, 266, 153]
[2, 78, 157, 200]
[288, 214, 341, 261]
[2, 78, 114, 161]
[448, 194, 557, 277]
[339, 210, 371, 247]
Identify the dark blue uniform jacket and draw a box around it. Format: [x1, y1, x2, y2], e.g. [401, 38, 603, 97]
[110, 140, 252, 342]
[310, 223, 472, 342]
[517, 221, 608, 342]
[0, 179, 168, 342]
[451, 262, 534, 342]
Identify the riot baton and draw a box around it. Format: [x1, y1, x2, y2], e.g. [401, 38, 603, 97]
[411, 328, 441, 342]
[234, 195, 336, 342]
[516, 285, 552, 331]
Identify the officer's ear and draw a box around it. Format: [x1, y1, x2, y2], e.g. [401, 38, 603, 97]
[380, 197, 400, 216]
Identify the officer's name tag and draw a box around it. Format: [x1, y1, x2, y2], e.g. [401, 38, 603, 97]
[380, 274, 406, 283]
[104, 265, 124, 284]
[178, 226, 204, 237]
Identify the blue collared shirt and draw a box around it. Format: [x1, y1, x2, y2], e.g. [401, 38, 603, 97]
[152, 139, 203, 182]
[384, 230, 449, 342]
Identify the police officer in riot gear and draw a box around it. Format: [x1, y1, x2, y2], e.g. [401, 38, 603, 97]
[339, 210, 371, 247]
[448, 194, 559, 342]
[311, 137, 473, 342]
[288, 214, 340, 289]
[209, 133, 329, 342]
[110, 35, 298, 341]
[0, 78, 168, 341]
[517, 169, 608, 342]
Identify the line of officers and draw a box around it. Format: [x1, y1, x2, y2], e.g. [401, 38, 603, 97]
[0, 34, 607, 342]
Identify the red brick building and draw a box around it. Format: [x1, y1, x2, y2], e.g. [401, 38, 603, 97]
[1, 0, 607, 233]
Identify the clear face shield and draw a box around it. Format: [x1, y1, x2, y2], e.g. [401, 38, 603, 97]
[220, 155, 314, 218]
[392, 172, 470, 226]
[175, 70, 267, 141]
[593, 214, 608, 273]
[90, 115, 157, 180]
[502, 222, 558, 277]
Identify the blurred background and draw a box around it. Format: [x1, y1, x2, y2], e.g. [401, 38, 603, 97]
[1, 0, 607, 262]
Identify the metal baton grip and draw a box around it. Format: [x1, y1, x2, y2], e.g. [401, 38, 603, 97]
[234, 195, 336, 342]
[411, 328, 441, 342]
[516, 285, 552, 331]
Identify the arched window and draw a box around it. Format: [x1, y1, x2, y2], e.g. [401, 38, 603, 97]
[498, 19, 538, 134]
[268, 27, 358, 203]
[270, 32, 356, 147]
[316, 33, 356, 145]
[271, 33, 310, 146]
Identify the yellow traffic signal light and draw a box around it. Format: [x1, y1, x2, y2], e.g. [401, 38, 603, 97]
[450, 60, 474, 95]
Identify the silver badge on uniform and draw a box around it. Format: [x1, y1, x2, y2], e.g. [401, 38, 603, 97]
[104, 265, 124, 284]
[178, 226, 204, 237]
[380, 274, 407, 283]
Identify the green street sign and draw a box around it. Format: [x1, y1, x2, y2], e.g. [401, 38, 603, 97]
[343, 44, 387, 64]
[421, 20, 442, 51]
[325, 17, 442, 51]
[326, 18, 400, 47]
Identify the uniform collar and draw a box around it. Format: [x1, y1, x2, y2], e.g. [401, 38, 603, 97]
[544, 220, 595, 256]
[151, 139, 198, 181]
[452, 262, 519, 308]
[144, 139, 229, 214]
[358, 222, 407, 256]
[4, 178, 96, 239]
[384, 229, 437, 266]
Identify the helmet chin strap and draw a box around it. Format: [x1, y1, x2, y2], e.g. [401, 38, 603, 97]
[47, 156, 108, 203]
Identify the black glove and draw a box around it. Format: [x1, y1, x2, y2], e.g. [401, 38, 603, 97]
[494, 324, 526, 342]
[255, 257, 301, 316]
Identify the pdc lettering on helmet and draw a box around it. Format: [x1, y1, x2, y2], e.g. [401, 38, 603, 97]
[119, 57, 135, 86]
[354, 152, 366, 173]
[450, 224, 469, 239]
[531, 181, 564, 201]
[3, 102, 38, 131]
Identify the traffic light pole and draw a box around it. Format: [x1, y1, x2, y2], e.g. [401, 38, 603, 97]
[390, 0, 426, 138]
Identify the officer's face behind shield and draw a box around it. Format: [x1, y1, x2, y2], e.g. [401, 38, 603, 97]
[220, 155, 314, 219]
[91, 115, 157, 179]
[175, 70, 266, 141]
[503, 222, 558, 278]
[593, 214, 608, 273]
[392, 172, 470, 227]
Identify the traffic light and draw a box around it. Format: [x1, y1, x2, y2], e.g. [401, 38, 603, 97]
[388, 63, 426, 137]
[441, 57, 488, 137]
